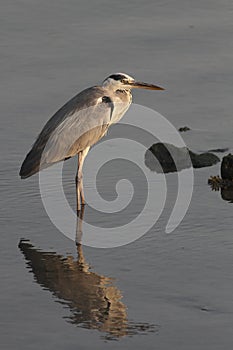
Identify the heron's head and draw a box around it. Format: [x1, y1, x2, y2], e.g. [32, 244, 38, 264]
[102, 73, 164, 91]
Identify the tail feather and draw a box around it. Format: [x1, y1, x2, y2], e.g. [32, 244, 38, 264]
[19, 148, 43, 179]
[19, 147, 71, 179]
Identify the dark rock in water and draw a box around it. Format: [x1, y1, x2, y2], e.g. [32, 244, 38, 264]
[209, 155, 233, 203]
[145, 143, 191, 173]
[145, 142, 220, 173]
[221, 188, 233, 202]
[208, 148, 229, 153]
[221, 154, 233, 180]
[208, 175, 233, 203]
[189, 151, 220, 168]
[178, 126, 190, 132]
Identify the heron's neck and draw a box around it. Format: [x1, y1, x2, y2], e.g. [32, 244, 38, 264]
[115, 88, 133, 105]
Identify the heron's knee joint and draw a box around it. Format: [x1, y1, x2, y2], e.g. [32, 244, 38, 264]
[75, 174, 83, 183]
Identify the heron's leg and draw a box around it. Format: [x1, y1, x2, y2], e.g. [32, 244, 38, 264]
[79, 175, 85, 207]
[76, 166, 81, 212]
[76, 205, 85, 245]
[76, 147, 90, 211]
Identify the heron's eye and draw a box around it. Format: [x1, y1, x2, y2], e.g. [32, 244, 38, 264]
[109, 74, 126, 81]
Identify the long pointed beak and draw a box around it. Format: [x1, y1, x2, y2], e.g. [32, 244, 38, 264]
[130, 81, 165, 90]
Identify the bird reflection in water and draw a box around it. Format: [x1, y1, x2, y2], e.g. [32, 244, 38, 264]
[19, 207, 157, 340]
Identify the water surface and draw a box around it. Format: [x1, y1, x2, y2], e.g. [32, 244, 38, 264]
[1, 1, 233, 349]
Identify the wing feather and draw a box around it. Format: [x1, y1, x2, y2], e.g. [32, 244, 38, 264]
[20, 87, 112, 178]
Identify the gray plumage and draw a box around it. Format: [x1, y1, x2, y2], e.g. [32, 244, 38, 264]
[20, 73, 164, 210]
[20, 87, 112, 178]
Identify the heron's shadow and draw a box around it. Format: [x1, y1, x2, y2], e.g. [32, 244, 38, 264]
[18, 207, 158, 340]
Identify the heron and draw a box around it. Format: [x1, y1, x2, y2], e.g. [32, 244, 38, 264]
[20, 73, 164, 210]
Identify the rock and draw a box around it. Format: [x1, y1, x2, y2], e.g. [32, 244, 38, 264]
[178, 126, 190, 132]
[208, 148, 229, 153]
[221, 154, 233, 180]
[189, 151, 219, 168]
[208, 175, 233, 203]
[221, 188, 233, 202]
[145, 142, 220, 173]
[145, 143, 191, 173]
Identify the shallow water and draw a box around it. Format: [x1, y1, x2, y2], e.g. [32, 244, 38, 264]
[1, 1, 233, 349]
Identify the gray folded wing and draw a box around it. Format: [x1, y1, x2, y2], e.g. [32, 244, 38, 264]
[20, 87, 113, 178]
